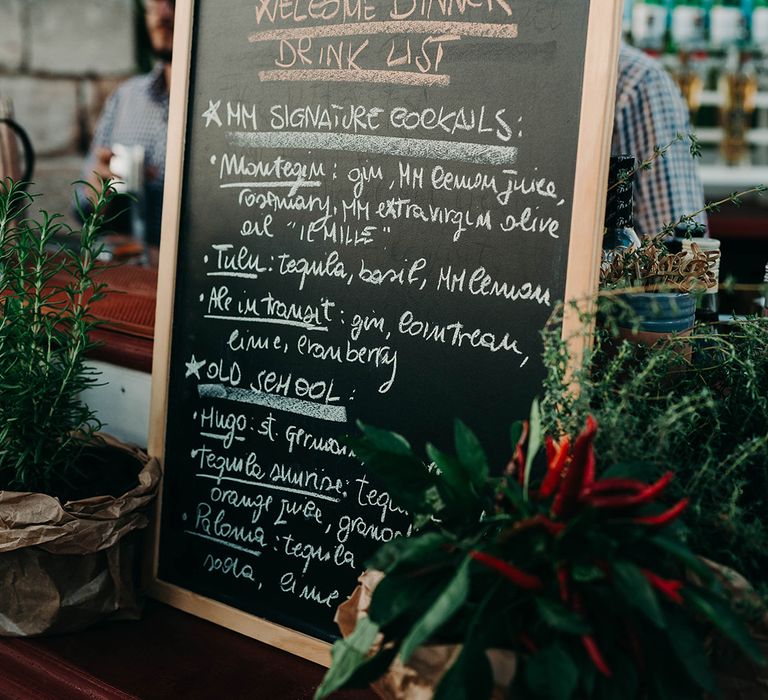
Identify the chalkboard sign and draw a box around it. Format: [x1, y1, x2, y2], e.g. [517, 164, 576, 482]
[148, 0, 623, 664]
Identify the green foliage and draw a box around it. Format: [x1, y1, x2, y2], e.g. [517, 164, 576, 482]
[0, 178, 116, 494]
[317, 416, 763, 699]
[524, 644, 579, 700]
[541, 300, 768, 603]
[610, 133, 700, 192]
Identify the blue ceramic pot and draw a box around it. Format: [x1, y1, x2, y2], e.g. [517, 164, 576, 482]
[617, 292, 695, 338]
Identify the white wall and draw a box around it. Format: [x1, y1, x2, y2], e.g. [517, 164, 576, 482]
[0, 0, 137, 220]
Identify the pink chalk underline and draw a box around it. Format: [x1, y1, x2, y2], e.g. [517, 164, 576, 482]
[258, 69, 450, 86]
[248, 20, 518, 42]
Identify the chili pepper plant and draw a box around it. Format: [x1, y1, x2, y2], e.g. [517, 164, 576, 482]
[315, 404, 764, 700]
[541, 301, 768, 605]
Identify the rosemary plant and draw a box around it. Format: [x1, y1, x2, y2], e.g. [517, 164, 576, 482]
[578, 153, 768, 600]
[0, 178, 116, 495]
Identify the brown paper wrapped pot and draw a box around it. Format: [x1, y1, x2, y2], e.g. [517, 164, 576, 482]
[334, 571, 516, 700]
[0, 434, 161, 636]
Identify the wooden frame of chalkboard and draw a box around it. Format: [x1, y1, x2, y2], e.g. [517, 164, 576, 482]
[147, 0, 623, 666]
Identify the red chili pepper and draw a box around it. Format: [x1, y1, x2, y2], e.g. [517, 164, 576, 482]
[539, 435, 571, 498]
[470, 550, 543, 590]
[551, 416, 597, 518]
[632, 498, 689, 527]
[505, 421, 529, 484]
[538, 516, 565, 536]
[581, 422, 597, 488]
[639, 471, 674, 500]
[515, 421, 529, 486]
[581, 635, 612, 677]
[641, 568, 684, 604]
[511, 514, 565, 537]
[545, 434, 558, 465]
[580, 478, 646, 498]
[586, 472, 675, 510]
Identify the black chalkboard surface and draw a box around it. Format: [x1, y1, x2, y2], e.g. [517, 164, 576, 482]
[149, 0, 622, 662]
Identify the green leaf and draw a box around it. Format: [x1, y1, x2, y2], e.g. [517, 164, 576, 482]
[594, 653, 637, 700]
[600, 461, 659, 482]
[357, 421, 414, 456]
[535, 597, 591, 635]
[651, 536, 713, 583]
[644, 636, 708, 700]
[683, 587, 766, 666]
[424, 484, 447, 514]
[434, 582, 500, 700]
[612, 561, 665, 629]
[579, 660, 597, 697]
[666, 608, 717, 694]
[571, 564, 605, 583]
[413, 508, 437, 531]
[426, 443, 478, 513]
[341, 646, 398, 689]
[524, 644, 578, 700]
[348, 436, 438, 515]
[434, 639, 493, 700]
[369, 568, 448, 626]
[314, 617, 380, 699]
[399, 557, 472, 662]
[510, 421, 525, 451]
[523, 399, 542, 498]
[499, 480, 529, 515]
[454, 419, 489, 491]
[366, 531, 451, 573]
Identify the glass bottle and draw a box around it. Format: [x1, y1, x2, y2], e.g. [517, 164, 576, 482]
[603, 156, 641, 258]
[672, 0, 707, 49]
[718, 48, 758, 166]
[710, 0, 745, 48]
[752, 0, 768, 46]
[633, 0, 669, 49]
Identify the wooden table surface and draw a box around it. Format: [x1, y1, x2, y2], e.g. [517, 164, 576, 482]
[0, 600, 377, 700]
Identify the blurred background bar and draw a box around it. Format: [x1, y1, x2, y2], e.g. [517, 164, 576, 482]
[627, 0, 768, 308]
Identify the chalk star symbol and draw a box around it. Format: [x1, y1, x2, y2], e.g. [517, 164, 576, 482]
[201, 99, 222, 128]
[185, 354, 206, 379]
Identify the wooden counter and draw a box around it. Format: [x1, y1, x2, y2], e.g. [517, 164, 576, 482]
[0, 600, 376, 700]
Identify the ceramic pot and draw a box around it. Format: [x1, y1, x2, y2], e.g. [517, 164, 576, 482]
[616, 292, 695, 347]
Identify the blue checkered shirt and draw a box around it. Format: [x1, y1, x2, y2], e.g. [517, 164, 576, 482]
[613, 43, 707, 238]
[81, 64, 169, 246]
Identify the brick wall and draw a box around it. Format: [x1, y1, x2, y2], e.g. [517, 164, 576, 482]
[0, 0, 137, 220]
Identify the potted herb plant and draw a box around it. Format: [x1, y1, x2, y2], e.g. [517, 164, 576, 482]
[315, 407, 765, 699]
[598, 135, 756, 347]
[0, 178, 160, 636]
[600, 234, 717, 346]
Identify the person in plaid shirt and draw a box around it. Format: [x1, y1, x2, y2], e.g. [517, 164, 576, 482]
[81, 21, 702, 253]
[80, 0, 174, 256]
[613, 42, 708, 239]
